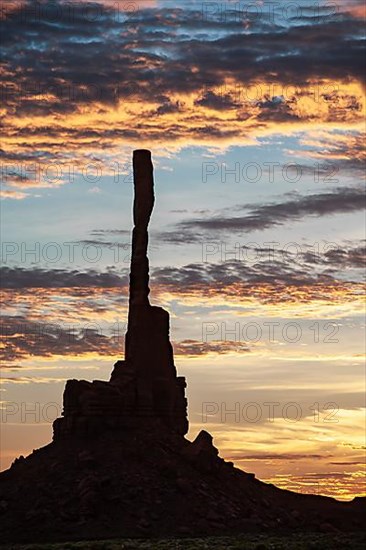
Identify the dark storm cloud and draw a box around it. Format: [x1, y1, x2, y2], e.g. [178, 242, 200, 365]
[160, 187, 366, 241]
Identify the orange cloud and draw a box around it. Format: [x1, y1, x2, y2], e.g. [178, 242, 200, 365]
[1, 80, 364, 194]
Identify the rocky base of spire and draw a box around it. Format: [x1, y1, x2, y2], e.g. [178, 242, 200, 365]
[52, 366, 188, 440]
[53, 304, 188, 440]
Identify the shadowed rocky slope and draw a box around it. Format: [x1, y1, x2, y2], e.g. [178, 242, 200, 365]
[0, 150, 364, 543]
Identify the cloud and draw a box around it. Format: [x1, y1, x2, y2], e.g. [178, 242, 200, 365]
[0, 267, 127, 289]
[329, 461, 366, 466]
[1, 238, 364, 309]
[0, 315, 121, 362]
[303, 243, 366, 269]
[0, 314, 249, 363]
[264, 470, 365, 499]
[226, 452, 329, 461]
[173, 339, 250, 357]
[0, 376, 68, 384]
[292, 130, 366, 176]
[87, 186, 101, 194]
[194, 90, 241, 111]
[0, 190, 29, 200]
[2, 239, 363, 364]
[160, 187, 366, 241]
[1, 0, 365, 193]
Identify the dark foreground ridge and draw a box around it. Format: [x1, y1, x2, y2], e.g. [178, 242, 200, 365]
[0, 151, 364, 543]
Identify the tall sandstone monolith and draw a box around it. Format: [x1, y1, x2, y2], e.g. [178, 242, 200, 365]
[53, 150, 188, 439]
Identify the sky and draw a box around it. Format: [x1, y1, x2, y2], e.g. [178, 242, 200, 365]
[0, 0, 365, 500]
